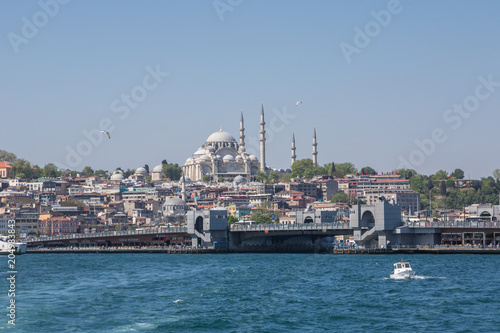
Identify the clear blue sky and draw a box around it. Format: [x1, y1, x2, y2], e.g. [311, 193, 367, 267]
[1, 0, 499, 179]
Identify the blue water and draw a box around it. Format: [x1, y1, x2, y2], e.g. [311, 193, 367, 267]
[1, 253, 500, 332]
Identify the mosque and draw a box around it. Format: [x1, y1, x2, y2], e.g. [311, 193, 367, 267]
[182, 105, 319, 183]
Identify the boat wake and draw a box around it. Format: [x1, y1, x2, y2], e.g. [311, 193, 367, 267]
[383, 275, 446, 280]
[173, 299, 184, 303]
[413, 275, 446, 280]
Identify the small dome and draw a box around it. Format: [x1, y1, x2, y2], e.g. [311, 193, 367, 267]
[235, 155, 243, 162]
[238, 146, 246, 153]
[216, 155, 222, 160]
[111, 173, 124, 181]
[164, 197, 187, 206]
[206, 146, 215, 152]
[198, 155, 210, 161]
[114, 169, 124, 175]
[234, 175, 245, 184]
[193, 147, 205, 155]
[285, 168, 292, 173]
[223, 154, 234, 161]
[152, 165, 163, 173]
[206, 130, 236, 143]
[185, 157, 193, 164]
[178, 176, 191, 185]
[135, 167, 147, 174]
[279, 169, 285, 173]
[162, 197, 189, 217]
[249, 155, 258, 161]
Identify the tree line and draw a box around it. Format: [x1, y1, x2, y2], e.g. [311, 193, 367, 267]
[0, 150, 182, 181]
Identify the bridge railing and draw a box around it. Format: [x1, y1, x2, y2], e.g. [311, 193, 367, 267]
[407, 221, 500, 229]
[230, 222, 350, 232]
[27, 226, 188, 243]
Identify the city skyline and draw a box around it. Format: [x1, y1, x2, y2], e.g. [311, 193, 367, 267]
[1, 0, 500, 178]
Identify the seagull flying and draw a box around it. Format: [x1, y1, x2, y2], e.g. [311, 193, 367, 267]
[100, 130, 111, 139]
[296, 101, 302, 106]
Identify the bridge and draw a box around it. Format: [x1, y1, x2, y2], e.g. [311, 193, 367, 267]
[25, 220, 500, 248]
[229, 222, 352, 248]
[27, 227, 188, 246]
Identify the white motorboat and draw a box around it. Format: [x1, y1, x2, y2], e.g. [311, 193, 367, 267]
[390, 260, 416, 279]
[0, 236, 27, 255]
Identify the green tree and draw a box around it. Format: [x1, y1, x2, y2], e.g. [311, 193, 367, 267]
[410, 174, 433, 194]
[82, 166, 94, 177]
[10, 159, 33, 179]
[282, 173, 293, 182]
[439, 181, 446, 195]
[432, 170, 448, 181]
[334, 162, 357, 178]
[255, 170, 268, 183]
[445, 178, 455, 189]
[352, 199, 366, 205]
[162, 163, 182, 180]
[360, 166, 376, 175]
[228, 215, 238, 224]
[330, 192, 348, 203]
[203, 175, 210, 182]
[251, 210, 272, 224]
[292, 159, 327, 179]
[450, 168, 465, 179]
[493, 169, 500, 181]
[218, 176, 225, 182]
[31, 165, 41, 179]
[269, 171, 279, 183]
[42, 163, 59, 178]
[94, 169, 107, 177]
[124, 168, 135, 178]
[0, 150, 17, 163]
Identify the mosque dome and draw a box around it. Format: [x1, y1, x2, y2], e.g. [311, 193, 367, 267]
[249, 155, 258, 161]
[185, 157, 194, 164]
[216, 155, 222, 160]
[223, 154, 235, 161]
[193, 147, 205, 155]
[135, 167, 148, 176]
[206, 130, 236, 143]
[162, 197, 188, 217]
[178, 175, 191, 184]
[197, 155, 210, 161]
[110, 173, 124, 181]
[152, 165, 163, 173]
[235, 155, 243, 162]
[234, 175, 245, 184]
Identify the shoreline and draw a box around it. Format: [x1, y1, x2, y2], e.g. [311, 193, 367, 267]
[22, 247, 500, 255]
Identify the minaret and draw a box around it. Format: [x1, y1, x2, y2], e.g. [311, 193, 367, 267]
[181, 174, 186, 201]
[239, 111, 245, 147]
[312, 128, 318, 165]
[291, 133, 296, 166]
[259, 104, 266, 172]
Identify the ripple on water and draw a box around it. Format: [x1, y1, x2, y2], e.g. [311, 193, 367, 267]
[4, 253, 500, 332]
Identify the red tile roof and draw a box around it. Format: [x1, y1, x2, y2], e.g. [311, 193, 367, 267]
[0, 162, 12, 168]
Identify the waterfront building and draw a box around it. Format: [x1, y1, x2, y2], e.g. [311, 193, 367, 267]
[364, 189, 420, 213]
[467, 203, 500, 221]
[38, 216, 79, 235]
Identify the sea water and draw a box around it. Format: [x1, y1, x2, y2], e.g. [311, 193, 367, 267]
[1, 253, 499, 332]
